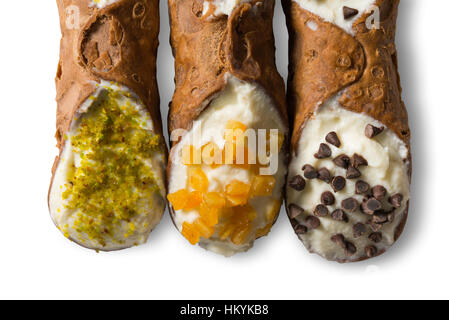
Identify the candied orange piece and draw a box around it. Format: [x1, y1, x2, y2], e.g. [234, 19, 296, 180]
[231, 225, 251, 245]
[250, 175, 276, 197]
[203, 192, 226, 208]
[225, 181, 251, 207]
[225, 120, 247, 141]
[182, 145, 201, 165]
[194, 218, 214, 239]
[199, 203, 220, 227]
[219, 225, 235, 241]
[182, 222, 200, 245]
[167, 189, 189, 211]
[188, 167, 209, 193]
[184, 191, 203, 210]
[266, 200, 282, 223]
[256, 223, 273, 238]
[233, 205, 257, 224]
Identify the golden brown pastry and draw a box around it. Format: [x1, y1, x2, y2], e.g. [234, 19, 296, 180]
[167, 0, 288, 256]
[49, 0, 167, 251]
[283, 0, 411, 262]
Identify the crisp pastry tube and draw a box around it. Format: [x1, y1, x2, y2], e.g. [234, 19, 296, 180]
[283, 0, 411, 262]
[49, 0, 167, 251]
[167, 0, 288, 256]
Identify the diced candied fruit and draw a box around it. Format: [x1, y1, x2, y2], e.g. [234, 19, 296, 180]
[199, 203, 220, 227]
[167, 189, 189, 211]
[231, 225, 251, 245]
[225, 120, 247, 141]
[250, 175, 276, 197]
[182, 222, 200, 245]
[182, 145, 201, 165]
[203, 192, 226, 208]
[256, 223, 273, 238]
[194, 218, 214, 239]
[225, 181, 251, 207]
[233, 205, 257, 224]
[184, 191, 203, 210]
[188, 167, 209, 193]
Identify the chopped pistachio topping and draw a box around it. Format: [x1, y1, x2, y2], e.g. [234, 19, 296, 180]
[62, 88, 162, 247]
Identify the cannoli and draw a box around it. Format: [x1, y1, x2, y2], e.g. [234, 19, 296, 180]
[49, 0, 166, 251]
[283, 0, 411, 262]
[167, 0, 288, 256]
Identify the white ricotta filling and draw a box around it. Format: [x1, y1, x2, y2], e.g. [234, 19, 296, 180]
[287, 97, 410, 261]
[90, 0, 119, 9]
[169, 75, 287, 257]
[49, 81, 166, 251]
[295, 0, 376, 34]
[203, 0, 252, 17]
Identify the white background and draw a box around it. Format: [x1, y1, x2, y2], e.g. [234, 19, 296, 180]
[0, 0, 446, 300]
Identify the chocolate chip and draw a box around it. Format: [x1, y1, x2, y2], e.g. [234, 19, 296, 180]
[369, 221, 383, 232]
[321, 191, 335, 205]
[389, 193, 404, 208]
[331, 209, 348, 222]
[351, 154, 368, 168]
[369, 232, 383, 243]
[343, 6, 359, 20]
[294, 223, 308, 235]
[365, 124, 384, 138]
[302, 164, 318, 179]
[346, 166, 361, 179]
[305, 215, 321, 230]
[331, 234, 346, 248]
[288, 204, 304, 220]
[365, 245, 378, 258]
[333, 154, 350, 169]
[366, 198, 382, 212]
[372, 212, 388, 224]
[372, 185, 387, 200]
[387, 211, 396, 223]
[341, 198, 359, 213]
[314, 143, 332, 159]
[345, 241, 357, 256]
[314, 204, 329, 217]
[355, 180, 370, 194]
[317, 167, 332, 183]
[331, 176, 346, 192]
[289, 175, 306, 191]
[325, 132, 341, 147]
[353, 222, 367, 238]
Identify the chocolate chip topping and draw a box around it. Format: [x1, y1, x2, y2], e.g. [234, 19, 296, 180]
[361, 200, 375, 215]
[333, 154, 350, 169]
[365, 245, 378, 258]
[317, 167, 332, 183]
[346, 166, 361, 179]
[343, 6, 359, 20]
[294, 223, 308, 235]
[305, 215, 321, 230]
[353, 222, 367, 238]
[366, 198, 382, 212]
[355, 180, 370, 194]
[369, 221, 383, 232]
[314, 204, 329, 217]
[341, 198, 359, 213]
[325, 132, 341, 147]
[345, 241, 357, 256]
[389, 193, 404, 208]
[314, 143, 332, 159]
[372, 185, 387, 200]
[365, 124, 384, 138]
[331, 234, 346, 248]
[302, 165, 318, 179]
[331, 176, 346, 192]
[289, 175, 306, 191]
[369, 232, 383, 243]
[351, 154, 368, 168]
[331, 209, 348, 222]
[288, 204, 304, 220]
[372, 212, 388, 224]
[321, 191, 335, 206]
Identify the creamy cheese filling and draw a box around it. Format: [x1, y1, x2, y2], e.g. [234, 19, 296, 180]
[168, 76, 287, 257]
[203, 0, 252, 18]
[49, 81, 166, 251]
[90, 0, 119, 9]
[296, 0, 376, 34]
[287, 97, 410, 261]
